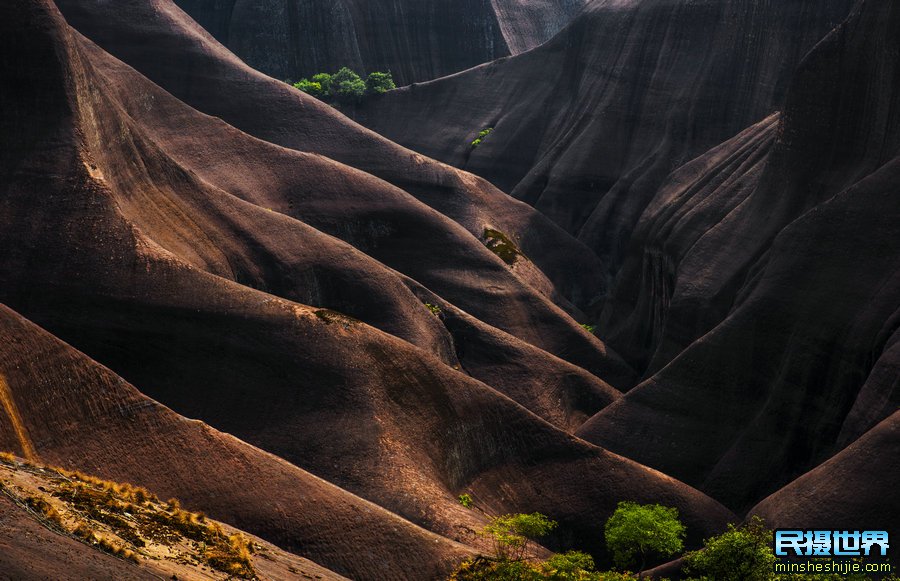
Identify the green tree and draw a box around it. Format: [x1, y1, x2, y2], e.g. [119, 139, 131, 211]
[365, 71, 396, 94]
[330, 67, 366, 103]
[604, 502, 685, 578]
[682, 516, 773, 581]
[480, 513, 557, 561]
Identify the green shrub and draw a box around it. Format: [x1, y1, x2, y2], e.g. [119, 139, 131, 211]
[682, 516, 772, 581]
[293, 69, 394, 103]
[450, 556, 544, 580]
[541, 551, 603, 580]
[293, 78, 324, 98]
[480, 513, 557, 561]
[580, 324, 596, 334]
[448, 551, 625, 580]
[331, 67, 367, 103]
[366, 71, 396, 94]
[458, 493, 473, 508]
[605, 502, 685, 576]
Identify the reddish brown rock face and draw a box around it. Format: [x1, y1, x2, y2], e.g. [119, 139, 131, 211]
[580, 0, 900, 515]
[1, 0, 898, 578]
[352, 0, 899, 529]
[353, 0, 855, 278]
[0, 0, 733, 578]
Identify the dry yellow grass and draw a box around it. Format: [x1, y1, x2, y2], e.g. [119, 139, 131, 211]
[1, 452, 257, 578]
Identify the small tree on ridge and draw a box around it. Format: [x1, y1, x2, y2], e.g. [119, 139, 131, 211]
[605, 501, 685, 578]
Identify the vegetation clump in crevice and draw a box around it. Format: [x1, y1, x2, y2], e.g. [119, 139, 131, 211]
[471, 128, 494, 148]
[425, 302, 443, 316]
[483, 228, 523, 265]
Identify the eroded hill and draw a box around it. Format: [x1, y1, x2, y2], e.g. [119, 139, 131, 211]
[1, 0, 897, 578]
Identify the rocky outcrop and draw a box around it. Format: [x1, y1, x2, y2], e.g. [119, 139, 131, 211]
[171, 0, 588, 85]
[4, 0, 897, 574]
[352, 0, 900, 518]
[579, 0, 900, 511]
[354, 0, 855, 299]
[0, 304, 465, 580]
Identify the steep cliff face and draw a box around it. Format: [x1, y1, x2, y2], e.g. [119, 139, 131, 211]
[354, 0, 855, 296]
[172, 0, 588, 85]
[579, 0, 900, 512]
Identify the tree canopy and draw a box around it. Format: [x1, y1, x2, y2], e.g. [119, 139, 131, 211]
[365, 71, 396, 94]
[682, 516, 773, 581]
[604, 502, 686, 576]
[330, 67, 367, 103]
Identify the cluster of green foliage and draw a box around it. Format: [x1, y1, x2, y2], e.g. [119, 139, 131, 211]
[480, 513, 558, 561]
[292, 68, 395, 103]
[449, 504, 897, 581]
[425, 302, 443, 316]
[458, 493, 474, 508]
[605, 502, 685, 576]
[451, 513, 615, 580]
[580, 323, 596, 334]
[682, 516, 773, 581]
[471, 127, 494, 148]
[365, 71, 397, 94]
